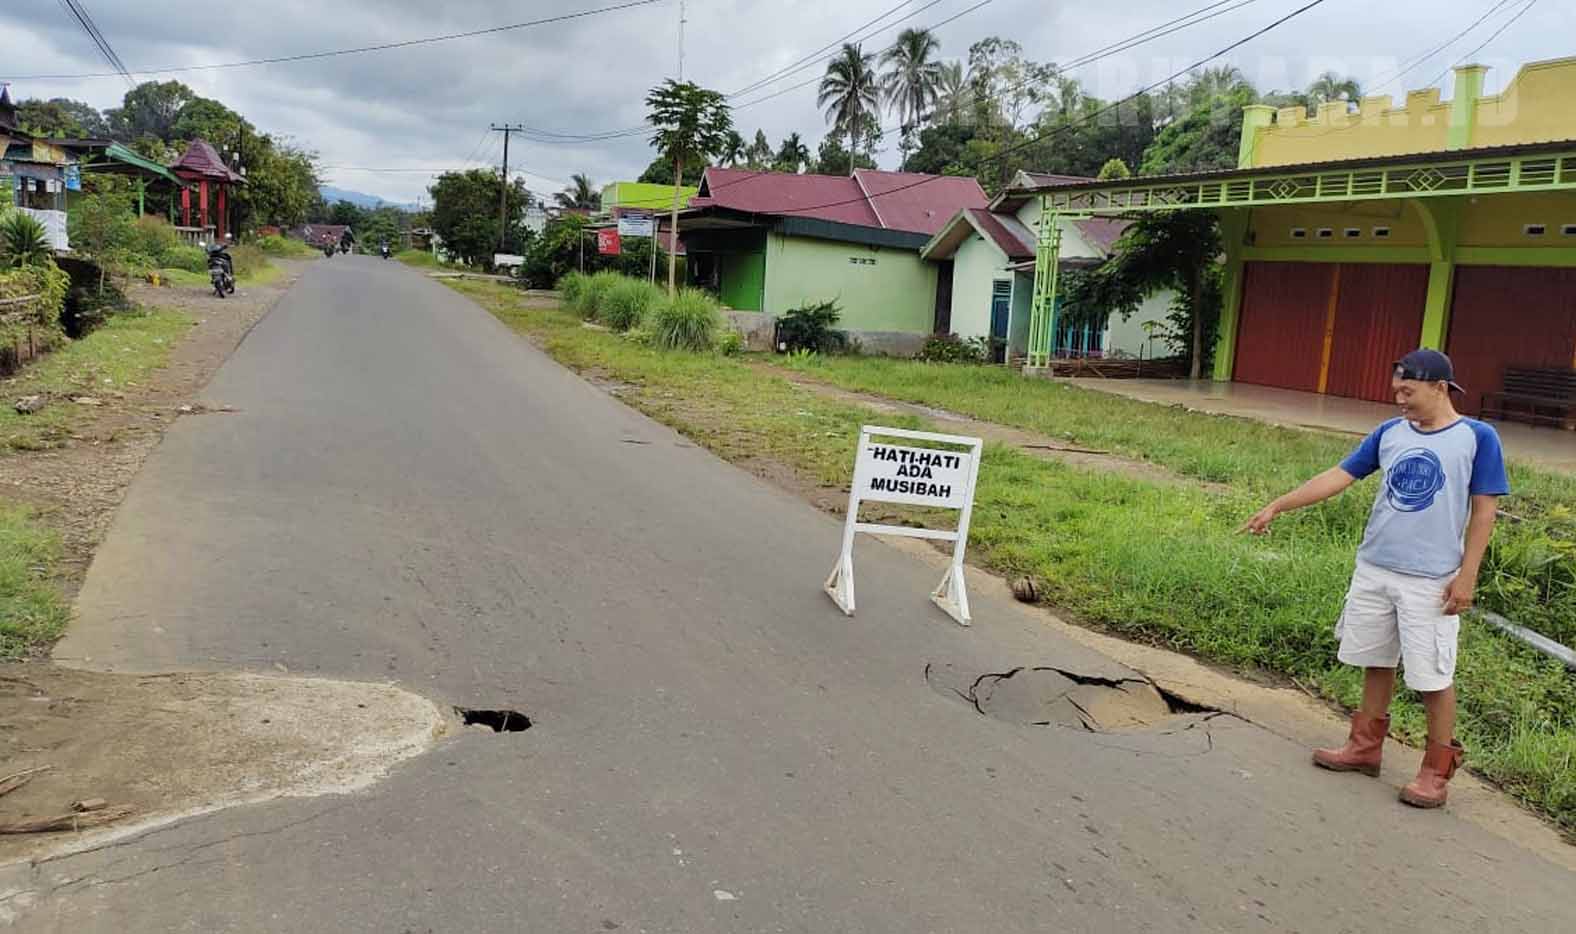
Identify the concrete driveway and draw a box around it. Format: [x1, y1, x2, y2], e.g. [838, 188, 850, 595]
[8, 256, 1571, 932]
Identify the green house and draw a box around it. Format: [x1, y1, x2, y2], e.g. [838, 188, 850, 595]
[678, 168, 988, 350]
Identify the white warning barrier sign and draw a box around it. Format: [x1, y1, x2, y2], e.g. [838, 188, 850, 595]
[825, 426, 983, 626]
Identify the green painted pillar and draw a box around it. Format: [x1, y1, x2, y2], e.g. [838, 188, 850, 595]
[1237, 105, 1277, 169]
[1419, 262, 1455, 350]
[1212, 209, 1251, 381]
[136, 178, 146, 216]
[1026, 198, 1063, 369]
[1447, 65, 1487, 151]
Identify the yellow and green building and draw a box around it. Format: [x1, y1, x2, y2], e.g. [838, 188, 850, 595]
[1021, 57, 1576, 413]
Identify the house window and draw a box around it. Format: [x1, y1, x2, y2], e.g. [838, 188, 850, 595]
[1562, 224, 1576, 236]
[1524, 223, 1547, 237]
[1344, 228, 1362, 238]
[1372, 226, 1391, 238]
[1289, 227, 1308, 239]
[1316, 228, 1334, 239]
[847, 256, 877, 266]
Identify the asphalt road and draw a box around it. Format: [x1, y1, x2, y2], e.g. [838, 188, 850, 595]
[13, 256, 1573, 931]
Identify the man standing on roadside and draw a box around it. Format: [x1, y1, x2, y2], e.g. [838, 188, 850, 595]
[1240, 349, 1509, 808]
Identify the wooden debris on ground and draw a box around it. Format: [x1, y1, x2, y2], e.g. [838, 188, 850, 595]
[0, 805, 136, 834]
[0, 765, 53, 798]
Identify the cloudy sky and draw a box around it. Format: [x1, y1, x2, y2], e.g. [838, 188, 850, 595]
[0, 0, 1565, 203]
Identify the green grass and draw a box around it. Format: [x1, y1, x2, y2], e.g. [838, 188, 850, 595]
[0, 503, 71, 658]
[0, 307, 192, 451]
[445, 277, 1576, 836]
[396, 249, 440, 268]
[155, 258, 280, 288]
[156, 267, 209, 287]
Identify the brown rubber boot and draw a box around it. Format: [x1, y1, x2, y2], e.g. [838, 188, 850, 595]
[1400, 740, 1464, 809]
[1312, 713, 1389, 776]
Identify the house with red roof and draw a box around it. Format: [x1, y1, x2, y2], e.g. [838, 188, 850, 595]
[918, 170, 1174, 363]
[678, 167, 988, 350]
[170, 139, 245, 242]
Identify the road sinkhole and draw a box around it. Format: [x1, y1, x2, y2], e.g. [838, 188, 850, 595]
[925, 663, 1215, 733]
[455, 707, 532, 732]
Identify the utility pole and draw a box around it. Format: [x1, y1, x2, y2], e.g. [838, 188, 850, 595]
[677, 0, 686, 81]
[490, 124, 524, 253]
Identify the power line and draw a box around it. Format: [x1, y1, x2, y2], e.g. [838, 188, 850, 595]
[723, 0, 1337, 218]
[54, 0, 133, 88]
[1423, 0, 1540, 90]
[1369, 0, 1520, 92]
[4, 0, 665, 80]
[728, 0, 921, 99]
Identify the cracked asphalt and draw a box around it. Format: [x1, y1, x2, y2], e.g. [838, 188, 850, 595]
[8, 256, 1573, 931]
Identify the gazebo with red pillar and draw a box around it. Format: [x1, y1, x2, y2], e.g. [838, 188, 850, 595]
[169, 139, 245, 241]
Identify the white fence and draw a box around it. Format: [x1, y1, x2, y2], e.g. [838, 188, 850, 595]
[19, 208, 68, 251]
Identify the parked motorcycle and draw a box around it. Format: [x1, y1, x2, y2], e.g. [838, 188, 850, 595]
[206, 243, 236, 298]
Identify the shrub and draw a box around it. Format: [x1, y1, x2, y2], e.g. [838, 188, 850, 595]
[776, 298, 845, 353]
[557, 270, 589, 307]
[650, 288, 721, 352]
[228, 243, 268, 281]
[129, 216, 181, 263]
[163, 244, 208, 274]
[600, 277, 665, 332]
[0, 212, 52, 268]
[258, 234, 316, 258]
[576, 270, 623, 319]
[917, 333, 985, 364]
[716, 330, 744, 356]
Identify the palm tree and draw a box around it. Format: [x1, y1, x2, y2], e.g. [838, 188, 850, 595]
[746, 129, 773, 169]
[720, 129, 747, 167]
[773, 132, 811, 174]
[880, 28, 944, 169]
[1187, 65, 1252, 109]
[554, 173, 600, 211]
[1307, 71, 1362, 108]
[818, 43, 880, 173]
[934, 60, 969, 126]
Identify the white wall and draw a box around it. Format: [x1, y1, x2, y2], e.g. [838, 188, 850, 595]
[948, 231, 1011, 340]
[1105, 291, 1174, 359]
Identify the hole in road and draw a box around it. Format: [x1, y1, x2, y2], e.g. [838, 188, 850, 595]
[455, 707, 532, 732]
[925, 663, 1217, 733]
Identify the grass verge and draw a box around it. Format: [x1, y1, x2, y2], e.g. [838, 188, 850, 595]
[0, 503, 70, 658]
[446, 278, 1576, 836]
[0, 307, 192, 451]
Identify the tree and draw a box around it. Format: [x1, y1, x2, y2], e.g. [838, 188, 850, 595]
[745, 129, 773, 169]
[16, 97, 107, 137]
[964, 38, 1054, 131]
[818, 43, 880, 172]
[0, 212, 53, 269]
[811, 133, 876, 176]
[329, 199, 366, 228]
[905, 122, 976, 175]
[1098, 158, 1132, 180]
[645, 78, 733, 294]
[66, 179, 138, 291]
[773, 132, 811, 174]
[171, 97, 246, 147]
[1063, 212, 1223, 379]
[934, 60, 970, 126]
[880, 28, 944, 169]
[1307, 71, 1362, 108]
[238, 139, 321, 229]
[1139, 85, 1258, 175]
[1186, 66, 1253, 110]
[637, 155, 705, 186]
[720, 129, 747, 167]
[555, 173, 601, 211]
[106, 81, 198, 142]
[429, 168, 529, 266]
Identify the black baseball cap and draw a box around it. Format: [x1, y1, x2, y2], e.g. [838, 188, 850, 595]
[1394, 349, 1463, 393]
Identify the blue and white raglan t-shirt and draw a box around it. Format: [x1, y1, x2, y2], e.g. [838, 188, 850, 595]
[1339, 417, 1510, 578]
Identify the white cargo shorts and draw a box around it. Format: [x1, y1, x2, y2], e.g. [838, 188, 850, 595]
[1335, 560, 1460, 692]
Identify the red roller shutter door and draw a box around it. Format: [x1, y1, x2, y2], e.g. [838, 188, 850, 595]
[1233, 262, 1331, 393]
[1325, 264, 1429, 403]
[1447, 266, 1576, 416]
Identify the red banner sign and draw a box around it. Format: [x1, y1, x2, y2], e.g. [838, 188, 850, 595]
[597, 228, 621, 255]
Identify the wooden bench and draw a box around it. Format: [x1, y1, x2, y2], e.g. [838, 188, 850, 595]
[1481, 367, 1576, 428]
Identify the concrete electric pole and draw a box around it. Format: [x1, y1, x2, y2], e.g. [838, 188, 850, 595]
[490, 124, 525, 253]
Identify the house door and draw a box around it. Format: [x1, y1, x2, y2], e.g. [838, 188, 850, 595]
[989, 280, 1011, 363]
[933, 261, 954, 334]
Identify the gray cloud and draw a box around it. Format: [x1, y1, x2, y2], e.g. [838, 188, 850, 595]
[1, 0, 1565, 203]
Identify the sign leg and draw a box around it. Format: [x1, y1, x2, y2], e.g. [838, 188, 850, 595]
[931, 563, 971, 627]
[825, 551, 855, 615]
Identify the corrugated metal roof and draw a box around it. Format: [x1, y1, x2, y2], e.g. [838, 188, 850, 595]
[688, 167, 986, 236]
[967, 208, 1035, 260]
[171, 139, 245, 183]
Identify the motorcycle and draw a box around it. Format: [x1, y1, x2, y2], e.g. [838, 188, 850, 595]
[322, 242, 335, 258]
[380, 244, 390, 260]
[206, 243, 236, 298]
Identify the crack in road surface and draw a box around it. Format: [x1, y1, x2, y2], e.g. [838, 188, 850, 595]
[925, 662, 1220, 733]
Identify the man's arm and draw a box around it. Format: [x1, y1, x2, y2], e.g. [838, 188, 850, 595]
[1239, 467, 1357, 535]
[1443, 494, 1498, 614]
